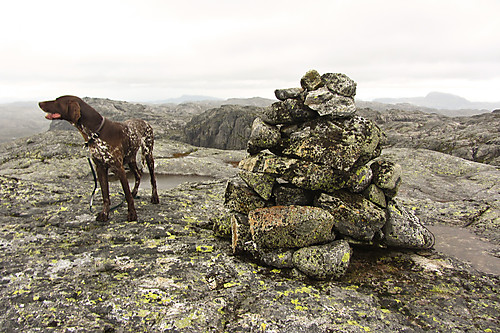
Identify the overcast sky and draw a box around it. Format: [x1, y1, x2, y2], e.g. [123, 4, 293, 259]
[1, 0, 499, 103]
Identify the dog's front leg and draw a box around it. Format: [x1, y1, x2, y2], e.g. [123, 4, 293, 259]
[115, 166, 137, 221]
[96, 165, 110, 222]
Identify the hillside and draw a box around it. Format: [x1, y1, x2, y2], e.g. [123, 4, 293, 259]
[183, 102, 500, 166]
[358, 108, 500, 166]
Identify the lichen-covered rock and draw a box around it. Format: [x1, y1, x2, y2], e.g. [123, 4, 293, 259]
[363, 184, 387, 208]
[384, 201, 435, 249]
[224, 179, 268, 214]
[231, 213, 254, 253]
[273, 183, 313, 206]
[292, 240, 352, 280]
[238, 152, 347, 192]
[238, 170, 275, 201]
[300, 69, 323, 91]
[289, 162, 347, 192]
[316, 191, 387, 241]
[259, 249, 295, 268]
[238, 152, 303, 177]
[371, 158, 402, 191]
[304, 87, 356, 117]
[248, 205, 336, 249]
[211, 209, 234, 238]
[348, 165, 373, 193]
[282, 99, 317, 122]
[321, 72, 357, 97]
[247, 117, 281, 151]
[274, 87, 304, 101]
[260, 102, 294, 125]
[282, 116, 382, 171]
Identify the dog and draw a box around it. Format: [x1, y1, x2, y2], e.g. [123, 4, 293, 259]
[39, 95, 159, 221]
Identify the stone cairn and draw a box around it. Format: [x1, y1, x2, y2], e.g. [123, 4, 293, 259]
[213, 70, 434, 280]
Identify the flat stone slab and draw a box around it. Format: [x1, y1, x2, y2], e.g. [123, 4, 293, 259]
[248, 205, 336, 249]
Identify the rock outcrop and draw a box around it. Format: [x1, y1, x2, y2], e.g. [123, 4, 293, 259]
[177, 98, 500, 167]
[183, 105, 264, 150]
[217, 71, 434, 280]
[358, 107, 500, 166]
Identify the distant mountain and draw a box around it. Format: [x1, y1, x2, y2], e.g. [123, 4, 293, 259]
[151, 95, 223, 104]
[153, 95, 275, 108]
[374, 92, 500, 112]
[223, 97, 275, 107]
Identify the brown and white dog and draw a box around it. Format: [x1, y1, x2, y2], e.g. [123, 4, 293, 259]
[39, 95, 159, 221]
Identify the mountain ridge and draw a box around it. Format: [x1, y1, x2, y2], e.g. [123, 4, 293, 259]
[374, 91, 500, 111]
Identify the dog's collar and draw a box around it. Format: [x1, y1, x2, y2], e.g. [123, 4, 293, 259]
[84, 117, 106, 147]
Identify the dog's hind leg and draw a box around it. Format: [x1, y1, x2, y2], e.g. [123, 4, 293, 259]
[145, 152, 159, 204]
[115, 165, 137, 221]
[128, 160, 142, 198]
[141, 125, 159, 204]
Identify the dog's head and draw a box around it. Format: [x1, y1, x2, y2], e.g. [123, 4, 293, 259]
[39, 95, 82, 124]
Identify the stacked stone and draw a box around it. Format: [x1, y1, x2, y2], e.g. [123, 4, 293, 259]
[215, 70, 434, 280]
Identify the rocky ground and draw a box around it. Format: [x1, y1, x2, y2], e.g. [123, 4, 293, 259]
[0, 131, 498, 332]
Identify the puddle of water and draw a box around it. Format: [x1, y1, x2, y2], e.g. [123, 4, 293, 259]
[427, 224, 500, 275]
[112, 174, 214, 190]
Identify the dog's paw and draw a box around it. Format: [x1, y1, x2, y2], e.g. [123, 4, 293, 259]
[96, 212, 109, 222]
[151, 195, 160, 204]
[127, 211, 138, 221]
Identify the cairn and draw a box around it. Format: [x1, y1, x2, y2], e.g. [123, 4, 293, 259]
[214, 70, 434, 280]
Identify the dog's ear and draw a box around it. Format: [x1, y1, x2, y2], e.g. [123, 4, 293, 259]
[68, 100, 81, 124]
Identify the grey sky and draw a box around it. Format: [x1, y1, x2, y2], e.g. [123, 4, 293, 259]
[1, 0, 499, 103]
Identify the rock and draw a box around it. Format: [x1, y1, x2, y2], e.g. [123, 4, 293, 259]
[383, 147, 500, 245]
[321, 73, 357, 97]
[292, 240, 352, 280]
[1, 118, 500, 332]
[259, 249, 295, 268]
[282, 116, 382, 171]
[384, 200, 435, 249]
[347, 165, 373, 193]
[183, 104, 263, 149]
[363, 184, 387, 208]
[224, 179, 268, 214]
[231, 213, 254, 253]
[211, 210, 234, 238]
[247, 117, 281, 151]
[238, 152, 302, 177]
[357, 107, 500, 167]
[316, 191, 387, 241]
[274, 87, 304, 101]
[283, 99, 317, 122]
[289, 162, 347, 192]
[238, 152, 347, 192]
[300, 69, 323, 91]
[273, 183, 313, 206]
[304, 87, 356, 117]
[238, 170, 276, 201]
[370, 158, 402, 191]
[260, 102, 294, 125]
[248, 205, 336, 249]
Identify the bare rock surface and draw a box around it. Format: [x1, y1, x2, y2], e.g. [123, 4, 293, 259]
[0, 130, 499, 332]
[385, 147, 500, 247]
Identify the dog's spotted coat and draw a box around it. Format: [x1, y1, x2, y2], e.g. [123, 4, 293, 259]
[39, 95, 159, 222]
